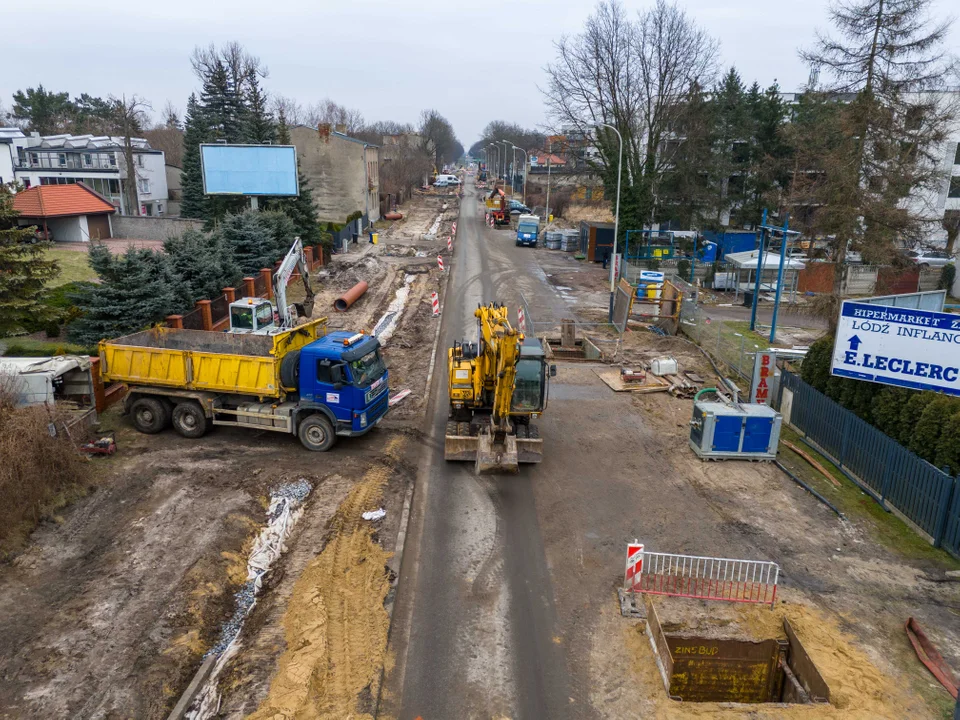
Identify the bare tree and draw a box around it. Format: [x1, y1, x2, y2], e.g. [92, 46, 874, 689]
[800, 0, 959, 278]
[419, 109, 461, 170]
[544, 0, 718, 228]
[112, 95, 151, 216]
[305, 99, 365, 134]
[273, 95, 306, 127]
[161, 101, 181, 129]
[944, 210, 960, 256]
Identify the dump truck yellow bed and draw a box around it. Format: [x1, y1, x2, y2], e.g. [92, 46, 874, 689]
[99, 319, 326, 399]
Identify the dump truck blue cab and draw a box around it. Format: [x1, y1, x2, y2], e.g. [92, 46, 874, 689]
[297, 331, 390, 440]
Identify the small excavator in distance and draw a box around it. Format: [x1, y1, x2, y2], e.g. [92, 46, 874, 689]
[445, 302, 556, 473]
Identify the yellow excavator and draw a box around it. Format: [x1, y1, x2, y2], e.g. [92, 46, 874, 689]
[445, 302, 556, 473]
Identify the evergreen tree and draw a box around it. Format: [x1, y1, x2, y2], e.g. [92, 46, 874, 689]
[709, 68, 751, 228]
[742, 83, 791, 228]
[243, 71, 275, 144]
[658, 81, 714, 230]
[220, 210, 279, 275]
[200, 57, 241, 141]
[259, 210, 298, 258]
[265, 109, 323, 247]
[180, 94, 209, 220]
[163, 229, 242, 301]
[68, 244, 189, 345]
[0, 184, 61, 336]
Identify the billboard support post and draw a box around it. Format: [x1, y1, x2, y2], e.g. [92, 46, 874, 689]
[769, 213, 790, 343]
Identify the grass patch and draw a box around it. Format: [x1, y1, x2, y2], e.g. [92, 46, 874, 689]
[723, 320, 789, 348]
[4, 338, 97, 357]
[44, 247, 97, 288]
[778, 425, 960, 568]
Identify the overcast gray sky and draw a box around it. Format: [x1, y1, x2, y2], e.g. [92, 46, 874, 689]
[4, 0, 958, 147]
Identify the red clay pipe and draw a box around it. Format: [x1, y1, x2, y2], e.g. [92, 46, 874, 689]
[334, 281, 368, 311]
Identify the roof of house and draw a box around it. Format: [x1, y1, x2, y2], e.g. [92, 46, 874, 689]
[12, 183, 116, 218]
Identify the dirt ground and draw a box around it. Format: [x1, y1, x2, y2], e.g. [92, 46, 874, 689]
[0, 192, 453, 719]
[531, 287, 960, 719]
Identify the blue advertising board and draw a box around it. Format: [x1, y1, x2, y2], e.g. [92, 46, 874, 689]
[200, 144, 299, 196]
[831, 300, 960, 395]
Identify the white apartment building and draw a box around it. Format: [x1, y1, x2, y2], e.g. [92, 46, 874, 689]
[0, 129, 168, 215]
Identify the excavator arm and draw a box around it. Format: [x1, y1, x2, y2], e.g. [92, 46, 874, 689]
[273, 237, 316, 329]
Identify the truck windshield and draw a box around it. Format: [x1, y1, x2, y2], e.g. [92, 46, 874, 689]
[511, 359, 544, 412]
[518, 223, 538, 234]
[349, 349, 387, 388]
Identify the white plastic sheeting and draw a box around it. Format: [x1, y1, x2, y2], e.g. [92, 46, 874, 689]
[185, 480, 312, 720]
[372, 274, 416, 345]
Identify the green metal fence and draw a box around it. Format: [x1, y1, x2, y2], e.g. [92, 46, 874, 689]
[777, 371, 960, 558]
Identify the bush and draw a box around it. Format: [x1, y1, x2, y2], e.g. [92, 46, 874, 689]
[800, 336, 833, 392]
[345, 210, 363, 224]
[897, 391, 939, 446]
[871, 387, 912, 437]
[935, 411, 960, 474]
[910, 396, 960, 461]
[677, 259, 691, 280]
[0, 381, 91, 557]
[938, 263, 956, 292]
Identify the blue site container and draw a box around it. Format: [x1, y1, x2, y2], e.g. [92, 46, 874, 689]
[689, 401, 781, 460]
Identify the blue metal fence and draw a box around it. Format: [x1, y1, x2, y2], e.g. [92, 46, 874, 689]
[777, 371, 960, 559]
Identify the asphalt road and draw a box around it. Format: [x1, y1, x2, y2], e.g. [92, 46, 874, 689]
[383, 179, 574, 720]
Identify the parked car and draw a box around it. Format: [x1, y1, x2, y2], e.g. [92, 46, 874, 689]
[844, 250, 863, 264]
[508, 199, 531, 215]
[903, 249, 953, 269]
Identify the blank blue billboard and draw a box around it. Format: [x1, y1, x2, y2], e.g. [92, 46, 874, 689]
[200, 144, 299, 196]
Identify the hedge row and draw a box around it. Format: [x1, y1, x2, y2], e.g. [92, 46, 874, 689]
[800, 336, 960, 474]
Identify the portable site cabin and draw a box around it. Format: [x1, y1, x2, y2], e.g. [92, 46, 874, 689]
[579, 220, 615, 262]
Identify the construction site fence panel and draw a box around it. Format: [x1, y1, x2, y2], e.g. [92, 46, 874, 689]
[627, 549, 780, 607]
[777, 371, 960, 559]
[180, 306, 205, 331]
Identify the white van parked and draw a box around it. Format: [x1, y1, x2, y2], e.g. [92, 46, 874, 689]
[435, 174, 460, 186]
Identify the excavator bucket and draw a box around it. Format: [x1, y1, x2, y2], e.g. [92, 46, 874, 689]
[475, 431, 519, 475]
[444, 431, 478, 462]
[516, 437, 544, 464]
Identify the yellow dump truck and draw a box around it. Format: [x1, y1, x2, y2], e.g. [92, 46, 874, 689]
[99, 317, 391, 451]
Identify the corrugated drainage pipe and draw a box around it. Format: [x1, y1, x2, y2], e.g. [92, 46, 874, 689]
[334, 281, 368, 311]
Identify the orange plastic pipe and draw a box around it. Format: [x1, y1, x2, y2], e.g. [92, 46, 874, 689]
[334, 281, 368, 311]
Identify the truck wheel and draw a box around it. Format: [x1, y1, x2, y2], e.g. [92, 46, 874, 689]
[130, 397, 169, 434]
[298, 414, 336, 452]
[172, 402, 208, 439]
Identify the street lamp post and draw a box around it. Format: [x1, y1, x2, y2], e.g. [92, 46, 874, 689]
[599, 123, 623, 320]
[488, 143, 498, 185]
[503, 141, 528, 206]
[501, 140, 510, 191]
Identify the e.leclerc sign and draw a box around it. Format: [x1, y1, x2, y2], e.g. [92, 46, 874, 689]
[831, 300, 960, 395]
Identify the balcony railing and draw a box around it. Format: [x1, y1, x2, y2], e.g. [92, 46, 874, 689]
[17, 153, 119, 171]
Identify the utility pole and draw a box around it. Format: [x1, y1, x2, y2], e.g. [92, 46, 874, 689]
[545, 155, 552, 221]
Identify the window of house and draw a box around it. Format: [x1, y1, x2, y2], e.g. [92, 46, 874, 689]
[949, 176, 960, 199]
[109, 153, 117, 166]
[144, 203, 153, 216]
[109, 179, 120, 194]
[83, 153, 93, 166]
[157, 203, 163, 214]
[137, 154, 144, 168]
[58, 153, 67, 167]
[30, 152, 38, 166]
[138, 178, 150, 194]
[955, 143, 960, 165]
[22, 178, 30, 188]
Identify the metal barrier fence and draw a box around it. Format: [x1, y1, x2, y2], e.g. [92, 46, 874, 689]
[625, 547, 780, 607]
[777, 371, 960, 558]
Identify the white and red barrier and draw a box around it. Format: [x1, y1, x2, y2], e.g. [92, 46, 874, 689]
[623, 543, 780, 607]
[452, 221, 457, 236]
[431, 291, 440, 316]
[447, 236, 453, 252]
[624, 541, 644, 590]
[517, 306, 527, 333]
[437, 255, 444, 272]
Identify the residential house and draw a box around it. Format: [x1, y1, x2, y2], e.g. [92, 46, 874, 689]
[0, 127, 24, 185]
[12, 183, 116, 242]
[0, 129, 168, 216]
[289, 124, 380, 225]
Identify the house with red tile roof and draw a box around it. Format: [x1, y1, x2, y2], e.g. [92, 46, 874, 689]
[13, 182, 116, 242]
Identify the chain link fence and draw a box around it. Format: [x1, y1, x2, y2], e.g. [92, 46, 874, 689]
[679, 300, 762, 385]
